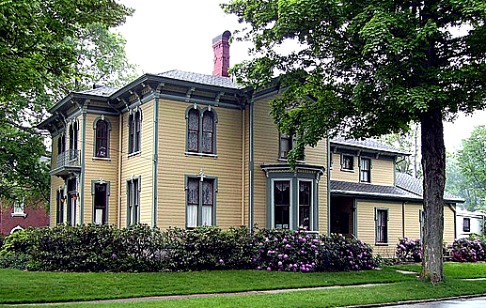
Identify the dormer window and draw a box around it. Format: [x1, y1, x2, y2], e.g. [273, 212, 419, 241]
[341, 154, 354, 171]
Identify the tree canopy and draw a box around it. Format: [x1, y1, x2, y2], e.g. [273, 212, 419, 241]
[0, 0, 134, 206]
[223, 0, 486, 284]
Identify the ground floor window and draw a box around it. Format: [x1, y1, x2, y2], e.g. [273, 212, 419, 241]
[127, 178, 140, 225]
[298, 181, 312, 230]
[274, 180, 291, 229]
[93, 182, 108, 225]
[375, 208, 388, 244]
[186, 176, 216, 228]
[56, 189, 64, 224]
[463, 217, 471, 232]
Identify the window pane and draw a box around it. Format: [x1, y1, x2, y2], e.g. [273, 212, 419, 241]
[128, 114, 134, 153]
[96, 121, 108, 157]
[188, 110, 199, 152]
[274, 181, 290, 229]
[280, 134, 292, 159]
[187, 178, 199, 205]
[94, 183, 107, 224]
[202, 180, 213, 205]
[299, 182, 311, 229]
[202, 205, 212, 225]
[187, 205, 197, 228]
[376, 210, 388, 243]
[202, 111, 214, 153]
[343, 155, 354, 170]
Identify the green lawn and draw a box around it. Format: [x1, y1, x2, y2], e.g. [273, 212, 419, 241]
[1, 263, 486, 307]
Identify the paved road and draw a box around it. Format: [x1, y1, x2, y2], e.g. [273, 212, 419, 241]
[383, 296, 486, 307]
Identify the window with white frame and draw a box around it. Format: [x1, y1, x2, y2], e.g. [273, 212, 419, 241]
[341, 154, 354, 171]
[13, 201, 25, 215]
[127, 178, 140, 225]
[186, 177, 216, 228]
[375, 208, 388, 244]
[360, 157, 371, 182]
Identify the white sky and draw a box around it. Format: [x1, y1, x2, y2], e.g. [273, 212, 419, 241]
[117, 0, 485, 152]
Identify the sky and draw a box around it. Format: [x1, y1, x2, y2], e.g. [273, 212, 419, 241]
[117, 0, 485, 152]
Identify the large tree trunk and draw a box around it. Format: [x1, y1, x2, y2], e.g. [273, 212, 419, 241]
[419, 108, 446, 284]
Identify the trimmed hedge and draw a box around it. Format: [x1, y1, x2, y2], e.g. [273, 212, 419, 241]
[0, 224, 379, 272]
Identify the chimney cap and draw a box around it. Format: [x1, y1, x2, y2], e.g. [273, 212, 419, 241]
[212, 30, 231, 44]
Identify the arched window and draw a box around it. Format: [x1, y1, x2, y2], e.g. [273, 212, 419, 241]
[95, 119, 110, 158]
[187, 109, 200, 152]
[57, 134, 66, 154]
[185, 106, 217, 155]
[202, 111, 215, 153]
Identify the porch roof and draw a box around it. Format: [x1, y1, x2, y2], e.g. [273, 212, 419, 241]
[330, 180, 423, 201]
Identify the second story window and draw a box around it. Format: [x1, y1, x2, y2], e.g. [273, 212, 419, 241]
[57, 134, 66, 155]
[128, 109, 141, 154]
[186, 106, 217, 155]
[360, 157, 371, 182]
[279, 133, 293, 159]
[12, 201, 25, 216]
[95, 119, 110, 158]
[341, 154, 354, 171]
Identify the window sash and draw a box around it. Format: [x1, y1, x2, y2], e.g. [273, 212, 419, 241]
[298, 181, 312, 230]
[463, 218, 471, 232]
[127, 179, 140, 225]
[274, 180, 291, 229]
[95, 121, 108, 158]
[342, 155, 354, 170]
[279, 134, 292, 159]
[202, 111, 215, 154]
[376, 209, 388, 243]
[187, 177, 215, 227]
[360, 158, 371, 182]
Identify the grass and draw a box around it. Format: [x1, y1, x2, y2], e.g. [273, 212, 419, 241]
[1, 263, 486, 307]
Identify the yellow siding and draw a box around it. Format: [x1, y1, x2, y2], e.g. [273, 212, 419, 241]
[331, 154, 358, 182]
[331, 154, 395, 186]
[82, 113, 120, 225]
[157, 100, 243, 229]
[356, 200, 403, 258]
[252, 96, 328, 232]
[370, 158, 395, 186]
[403, 202, 422, 240]
[120, 102, 154, 227]
[444, 204, 456, 245]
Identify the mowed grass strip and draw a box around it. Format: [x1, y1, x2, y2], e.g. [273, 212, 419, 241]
[394, 262, 486, 279]
[15, 279, 486, 308]
[0, 267, 411, 304]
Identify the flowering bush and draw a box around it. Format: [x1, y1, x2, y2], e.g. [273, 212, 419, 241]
[318, 234, 377, 271]
[396, 238, 422, 262]
[252, 229, 319, 272]
[450, 237, 486, 262]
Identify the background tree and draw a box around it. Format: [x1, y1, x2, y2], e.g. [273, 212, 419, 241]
[0, 0, 134, 206]
[223, 0, 486, 284]
[456, 126, 486, 210]
[445, 152, 478, 210]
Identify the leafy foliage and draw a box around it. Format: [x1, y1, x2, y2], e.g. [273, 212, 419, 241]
[450, 237, 486, 262]
[0, 225, 379, 273]
[0, 0, 134, 205]
[223, 0, 486, 283]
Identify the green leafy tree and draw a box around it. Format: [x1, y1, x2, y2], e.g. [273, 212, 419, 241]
[0, 0, 134, 206]
[223, 0, 486, 284]
[456, 126, 486, 211]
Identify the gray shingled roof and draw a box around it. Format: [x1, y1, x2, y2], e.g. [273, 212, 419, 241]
[158, 69, 242, 89]
[78, 86, 119, 97]
[396, 172, 464, 202]
[331, 137, 409, 155]
[331, 180, 421, 200]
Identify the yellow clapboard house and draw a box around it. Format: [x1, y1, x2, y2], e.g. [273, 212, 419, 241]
[39, 31, 462, 256]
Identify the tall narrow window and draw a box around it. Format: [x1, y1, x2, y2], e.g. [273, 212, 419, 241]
[279, 134, 292, 159]
[186, 177, 216, 228]
[360, 157, 371, 182]
[95, 120, 109, 158]
[69, 122, 78, 151]
[274, 181, 291, 229]
[56, 189, 64, 224]
[463, 218, 471, 232]
[57, 134, 66, 154]
[94, 183, 108, 225]
[127, 178, 140, 225]
[298, 181, 312, 230]
[128, 110, 141, 154]
[202, 111, 215, 153]
[187, 109, 199, 153]
[375, 209, 388, 244]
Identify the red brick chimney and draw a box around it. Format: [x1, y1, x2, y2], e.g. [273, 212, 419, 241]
[212, 30, 231, 77]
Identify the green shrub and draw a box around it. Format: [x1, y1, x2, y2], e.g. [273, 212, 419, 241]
[396, 238, 422, 262]
[450, 237, 486, 262]
[318, 234, 377, 271]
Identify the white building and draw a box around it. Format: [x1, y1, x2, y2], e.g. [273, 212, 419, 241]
[456, 207, 485, 238]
